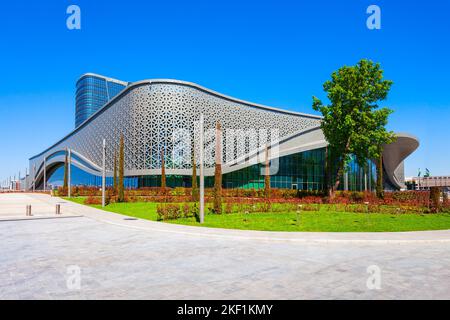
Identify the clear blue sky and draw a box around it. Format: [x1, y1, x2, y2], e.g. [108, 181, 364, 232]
[0, 0, 449, 182]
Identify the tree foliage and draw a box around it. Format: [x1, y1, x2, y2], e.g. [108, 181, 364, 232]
[376, 153, 384, 199]
[264, 145, 271, 199]
[113, 150, 118, 195]
[212, 122, 223, 214]
[63, 149, 68, 190]
[160, 149, 167, 189]
[191, 150, 199, 202]
[312, 59, 396, 196]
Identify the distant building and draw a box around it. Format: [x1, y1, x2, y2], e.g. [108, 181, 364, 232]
[405, 176, 450, 192]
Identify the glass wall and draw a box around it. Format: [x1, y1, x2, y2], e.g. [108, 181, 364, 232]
[47, 165, 138, 189]
[222, 148, 325, 190]
[45, 148, 376, 191]
[343, 155, 377, 191]
[75, 75, 127, 128]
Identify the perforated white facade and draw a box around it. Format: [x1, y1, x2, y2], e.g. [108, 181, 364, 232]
[28, 78, 418, 190]
[29, 80, 325, 188]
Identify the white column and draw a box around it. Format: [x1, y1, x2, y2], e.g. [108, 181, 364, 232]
[199, 114, 204, 224]
[344, 171, 349, 191]
[102, 139, 106, 207]
[364, 172, 368, 191]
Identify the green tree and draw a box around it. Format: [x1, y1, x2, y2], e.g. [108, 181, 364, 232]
[113, 150, 118, 195]
[264, 145, 271, 199]
[312, 59, 396, 198]
[191, 150, 199, 202]
[376, 152, 384, 199]
[118, 134, 125, 202]
[160, 149, 166, 189]
[212, 122, 222, 214]
[63, 149, 68, 194]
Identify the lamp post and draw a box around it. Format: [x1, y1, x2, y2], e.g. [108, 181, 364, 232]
[43, 157, 46, 192]
[68, 149, 72, 198]
[199, 113, 204, 224]
[102, 139, 106, 207]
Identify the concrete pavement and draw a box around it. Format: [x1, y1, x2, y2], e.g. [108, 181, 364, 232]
[0, 193, 80, 221]
[0, 193, 449, 299]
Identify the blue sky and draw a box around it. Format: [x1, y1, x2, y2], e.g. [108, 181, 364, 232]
[0, 0, 449, 182]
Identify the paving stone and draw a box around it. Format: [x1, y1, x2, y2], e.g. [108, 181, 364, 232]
[1, 193, 449, 299]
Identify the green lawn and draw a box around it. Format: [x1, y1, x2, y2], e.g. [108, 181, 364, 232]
[63, 197, 450, 232]
[64, 197, 160, 220]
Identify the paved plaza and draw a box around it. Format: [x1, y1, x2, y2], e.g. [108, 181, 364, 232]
[0, 193, 449, 299]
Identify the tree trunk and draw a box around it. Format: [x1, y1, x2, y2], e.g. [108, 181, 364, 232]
[191, 151, 199, 201]
[376, 150, 384, 199]
[331, 159, 344, 198]
[264, 145, 271, 199]
[62, 149, 68, 196]
[324, 147, 331, 198]
[113, 151, 118, 195]
[213, 122, 222, 214]
[330, 139, 351, 199]
[160, 149, 166, 189]
[430, 187, 441, 213]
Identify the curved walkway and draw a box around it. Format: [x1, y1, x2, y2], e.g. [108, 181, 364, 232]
[1, 193, 449, 299]
[41, 193, 450, 244]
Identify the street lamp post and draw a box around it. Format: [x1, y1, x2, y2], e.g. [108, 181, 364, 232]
[43, 157, 46, 192]
[68, 149, 72, 198]
[102, 139, 106, 207]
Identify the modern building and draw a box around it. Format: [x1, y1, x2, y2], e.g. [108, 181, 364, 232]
[28, 74, 419, 191]
[75, 73, 128, 128]
[406, 176, 450, 191]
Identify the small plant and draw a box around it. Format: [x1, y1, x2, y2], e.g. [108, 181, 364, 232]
[166, 204, 181, 220]
[350, 191, 364, 202]
[156, 204, 166, 221]
[430, 187, 441, 213]
[84, 196, 102, 205]
[182, 203, 191, 218]
[260, 201, 272, 213]
[225, 202, 233, 214]
[191, 202, 200, 222]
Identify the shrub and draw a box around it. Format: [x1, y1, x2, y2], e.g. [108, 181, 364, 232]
[207, 205, 216, 215]
[281, 189, 297, 199]
[225, 202, 233, 214]
[259, 201, 272, 213]
[156, 203, 181, 220]
[166, 204, 181, 220]
[182, 203, 191, 218]
[156, 204, 166, 221]
[430, 187, 441, 213]
[84, 196, 102, 205]
[72, 186, 79, 197]
[171, 187, 187, 196]
[191, 202, 200, 222]
[350, 191, 364, 202]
